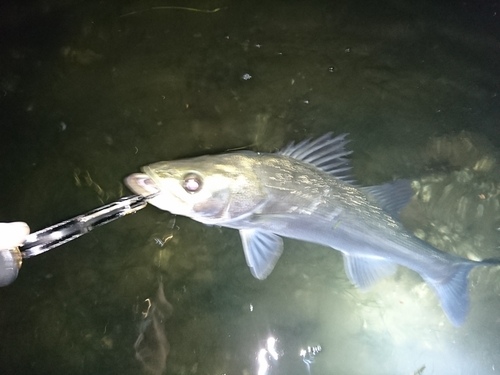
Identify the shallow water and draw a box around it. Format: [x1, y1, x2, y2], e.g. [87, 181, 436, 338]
[0, 0, 499, 374]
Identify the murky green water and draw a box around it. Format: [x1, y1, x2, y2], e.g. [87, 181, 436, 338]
[1, 0, 499, 374]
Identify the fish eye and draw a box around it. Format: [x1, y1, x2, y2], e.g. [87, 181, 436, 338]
[182, 173, 203, 193]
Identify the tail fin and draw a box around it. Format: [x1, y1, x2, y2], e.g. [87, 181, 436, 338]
[425, 262, 476, 327]
[426, 258, 500, 326]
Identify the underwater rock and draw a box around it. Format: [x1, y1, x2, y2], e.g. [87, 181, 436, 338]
[348, 131, 500, 344]
[403, 132, 500, 261]
[421, 131, 498, 172]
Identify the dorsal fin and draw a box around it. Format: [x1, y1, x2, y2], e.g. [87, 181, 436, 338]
[278, 133, 355, 184]
[361, 180, 414, 219]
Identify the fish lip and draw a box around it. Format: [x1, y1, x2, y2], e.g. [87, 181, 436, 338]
[125, 172, 160, 197]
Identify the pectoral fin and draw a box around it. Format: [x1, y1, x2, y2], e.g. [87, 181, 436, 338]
[342, 254, 397, 290]
[239, 229, 284, 280]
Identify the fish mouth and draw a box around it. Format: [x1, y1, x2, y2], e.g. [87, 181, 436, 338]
[125, 173, 160, 197]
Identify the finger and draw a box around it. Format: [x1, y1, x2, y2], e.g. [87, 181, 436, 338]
[0, 222, 30, 249]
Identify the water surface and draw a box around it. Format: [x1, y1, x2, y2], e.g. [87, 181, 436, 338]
[0, 0, 499, 374]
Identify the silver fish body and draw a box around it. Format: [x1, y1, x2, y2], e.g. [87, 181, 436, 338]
[126, 133, 498, 326]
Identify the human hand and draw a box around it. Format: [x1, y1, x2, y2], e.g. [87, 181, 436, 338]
[0, 222, 30, 250]
[0, 222, 29, 287]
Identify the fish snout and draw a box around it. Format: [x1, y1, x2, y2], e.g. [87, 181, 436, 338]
[125, 173, 160, 196]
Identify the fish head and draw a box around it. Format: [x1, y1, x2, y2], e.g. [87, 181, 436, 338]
[125, 153, 267, 224]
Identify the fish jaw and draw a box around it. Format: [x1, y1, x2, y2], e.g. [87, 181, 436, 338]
[125, 173, 174, 212]
[125, 173, 159, 196]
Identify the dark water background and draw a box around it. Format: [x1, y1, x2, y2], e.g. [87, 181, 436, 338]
[1, 0, 500, 374]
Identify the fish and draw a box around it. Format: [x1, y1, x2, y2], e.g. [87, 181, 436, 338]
[125, 133, 499, 326]
[134, 282, 173, 375]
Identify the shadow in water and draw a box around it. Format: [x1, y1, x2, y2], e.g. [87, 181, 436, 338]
[134, 281, 173, 375]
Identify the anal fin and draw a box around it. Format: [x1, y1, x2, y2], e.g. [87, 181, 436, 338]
[342, 254, 397, 290]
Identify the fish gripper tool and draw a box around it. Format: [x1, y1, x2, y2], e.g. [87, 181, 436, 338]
[0, 193, 159, 287]
[19, 193, 157, 259]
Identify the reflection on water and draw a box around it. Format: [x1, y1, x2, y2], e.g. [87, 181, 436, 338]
[299, 344, 322, 374]
[257, 337, 280, 375]
[255, 336, 322, 375]
[134, 281, 173, 375]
